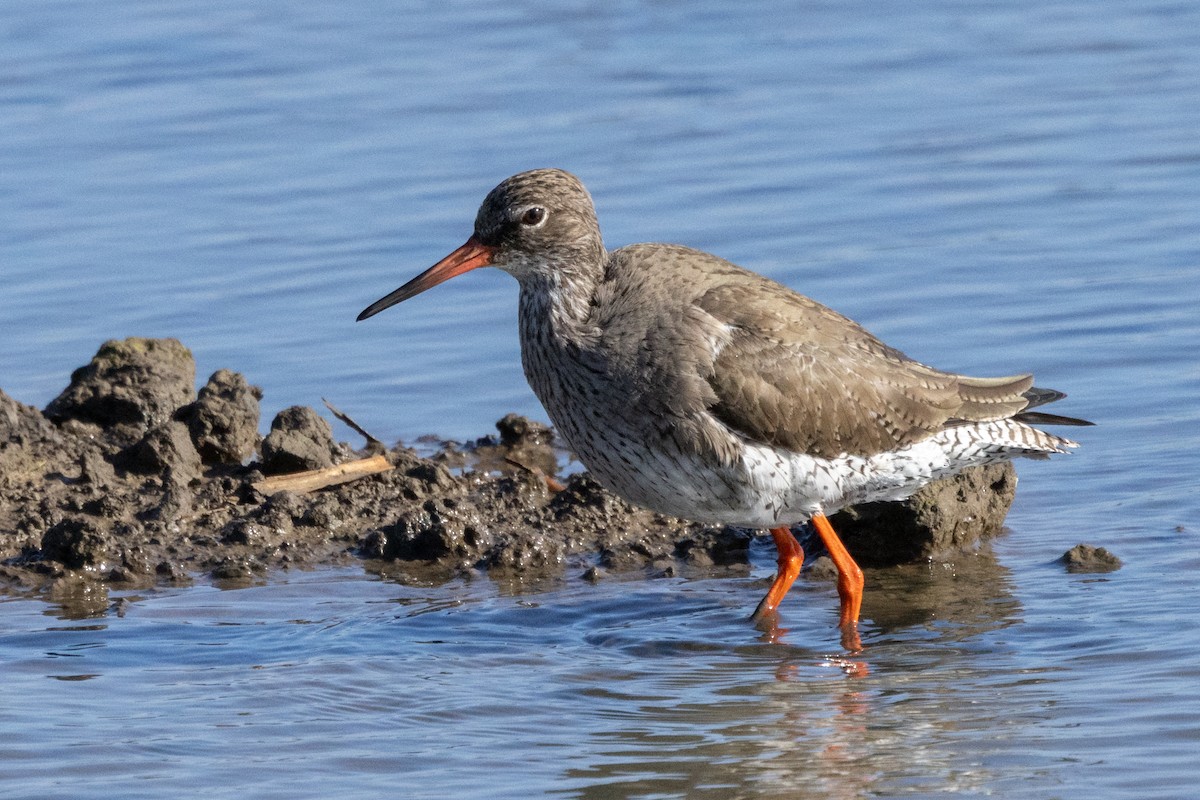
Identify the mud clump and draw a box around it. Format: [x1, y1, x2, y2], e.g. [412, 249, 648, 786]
[1060, 544, 1122, 573]
[44, 337, 196, 446]
[123, 422, 203, 485]
[178, 369, 262, 465]
[1, 337, 1056, 613]
[41, 517, 111, 569]
[829, 462, 1018, 566]
[260, 405, 340, 474]
[365, 498, 491, 564]
[466, 413, 559, 484]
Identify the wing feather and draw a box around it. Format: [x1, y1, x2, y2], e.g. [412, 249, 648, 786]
[693, 279, 1042, 457]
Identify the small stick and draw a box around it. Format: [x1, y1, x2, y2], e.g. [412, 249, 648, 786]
[322, 398, 383, 447]
[252, 454, 393, 495]
[503, 456, 567, 493]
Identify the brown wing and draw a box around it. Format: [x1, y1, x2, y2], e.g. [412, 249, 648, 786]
[693, 279, 1037, 458]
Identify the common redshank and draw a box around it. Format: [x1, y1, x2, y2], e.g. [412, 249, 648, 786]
[358, 168, 1090, 644]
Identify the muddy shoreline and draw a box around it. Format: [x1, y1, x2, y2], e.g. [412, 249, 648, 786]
[1, 337, 1110, 615]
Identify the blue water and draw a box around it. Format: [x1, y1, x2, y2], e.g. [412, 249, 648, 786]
[3, 1, 1199, 798]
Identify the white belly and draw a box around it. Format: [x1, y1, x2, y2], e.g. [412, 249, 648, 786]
[568, 420, 1053, 530]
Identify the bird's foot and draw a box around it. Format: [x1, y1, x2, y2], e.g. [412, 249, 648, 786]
[750, 595, 777, 623]
[751, 607, 789, 644]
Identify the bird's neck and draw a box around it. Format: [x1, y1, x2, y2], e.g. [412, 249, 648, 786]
[516, 258, 604, 344]
[515, 259, 606, 442]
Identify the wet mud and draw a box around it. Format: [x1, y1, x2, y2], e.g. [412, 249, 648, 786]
[1, 338, 1100, 613]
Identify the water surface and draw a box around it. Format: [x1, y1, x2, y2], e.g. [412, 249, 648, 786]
[3, 1, 1199, 797]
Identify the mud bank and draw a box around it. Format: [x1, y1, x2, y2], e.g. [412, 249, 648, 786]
[2, 337, 1058, 613]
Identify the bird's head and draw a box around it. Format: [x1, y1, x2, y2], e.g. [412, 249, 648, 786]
[357, 168, 604, 321]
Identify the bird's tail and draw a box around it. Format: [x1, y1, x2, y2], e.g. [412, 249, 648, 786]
[951, 375, 1094, 428]
[1015, 386, 1094, 427]
[973, 418, 1082, 460]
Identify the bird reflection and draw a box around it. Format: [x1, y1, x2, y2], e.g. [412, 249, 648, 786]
[564, 544, 1022, 799]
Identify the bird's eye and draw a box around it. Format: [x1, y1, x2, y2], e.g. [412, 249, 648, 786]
[520, 206, 547, 227]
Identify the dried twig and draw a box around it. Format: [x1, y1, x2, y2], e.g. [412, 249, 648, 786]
[252, 454, 393, 495]
[322, 398, 383, 447]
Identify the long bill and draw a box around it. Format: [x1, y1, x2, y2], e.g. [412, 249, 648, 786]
[357, 237, 497, 321]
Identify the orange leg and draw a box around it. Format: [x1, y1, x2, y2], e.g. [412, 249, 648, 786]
[751, 526, 804, 620]
[811, 512, 864, 630]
